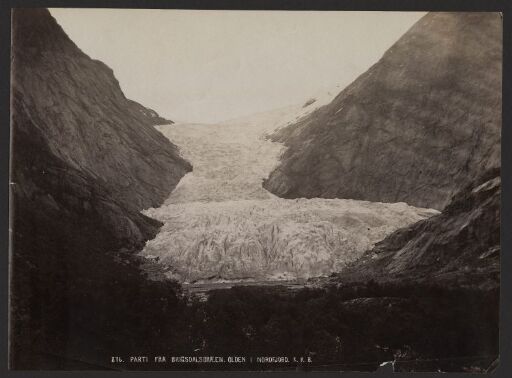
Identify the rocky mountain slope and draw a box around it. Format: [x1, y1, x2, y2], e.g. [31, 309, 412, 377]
[11, 8, 190, 208]
[336, 167, 500, 289]
[10, 9, 191, 368]
[264, 12, 502, 210]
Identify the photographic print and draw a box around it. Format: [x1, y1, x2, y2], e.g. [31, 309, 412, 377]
[9, 8, 501, 372]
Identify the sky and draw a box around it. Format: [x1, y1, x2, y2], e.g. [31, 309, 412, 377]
[49, 9, 425, 123]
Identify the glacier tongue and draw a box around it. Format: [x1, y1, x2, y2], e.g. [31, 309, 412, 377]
[141, 105, 437, 282]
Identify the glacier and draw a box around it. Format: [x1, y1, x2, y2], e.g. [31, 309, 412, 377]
[141, 100, 437, 283]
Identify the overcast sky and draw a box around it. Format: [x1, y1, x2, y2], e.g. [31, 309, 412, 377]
[49, 9, 425, 123]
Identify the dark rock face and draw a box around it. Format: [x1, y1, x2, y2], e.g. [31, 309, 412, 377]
[337, 168, 500, 289]
[10, 9, 191, 368]
[11, 8, 190, 209]
[264, 12, 502, 210]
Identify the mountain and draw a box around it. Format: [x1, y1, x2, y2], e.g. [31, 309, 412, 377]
[264, 12, 502, 210]
[9, 9, 501, 371]
[11, 8, 190, 208]
[10, 9, 191, 368]
[332, 167, 500, 288]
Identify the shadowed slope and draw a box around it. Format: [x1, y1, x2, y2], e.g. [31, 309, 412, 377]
[335, 168, 500, 289]
[10, 9, 191, 368]
[11, 8, 191, 208]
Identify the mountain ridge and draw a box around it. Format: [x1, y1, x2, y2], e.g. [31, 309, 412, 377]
[264, 12, 502, 210]
[11, 8, 190, 209]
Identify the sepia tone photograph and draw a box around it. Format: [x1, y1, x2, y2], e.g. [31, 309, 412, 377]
[8, 6, 502, 372]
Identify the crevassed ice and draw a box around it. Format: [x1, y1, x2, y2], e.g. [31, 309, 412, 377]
[141, 103, 437, 283]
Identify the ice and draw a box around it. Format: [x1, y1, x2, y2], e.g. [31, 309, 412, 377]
[141, 101, 437, 282]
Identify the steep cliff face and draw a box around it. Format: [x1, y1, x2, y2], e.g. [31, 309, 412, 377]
[264, 12, 501, 210]
[11, 8, 190, 209]
[10, 9, 191, 368]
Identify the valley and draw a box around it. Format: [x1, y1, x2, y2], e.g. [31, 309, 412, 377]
[140, 106, 437, 284]
[10, 9, 501, 371]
